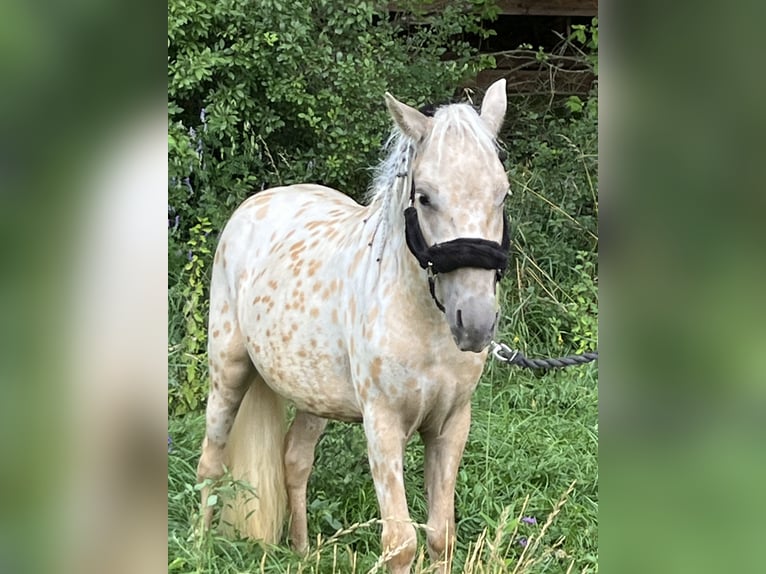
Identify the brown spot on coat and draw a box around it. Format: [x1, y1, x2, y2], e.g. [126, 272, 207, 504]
[310, 308, 319, 318]
[358, 379, 369, 401]
[255, 205, 269, 219]
[223, 322, 232, 333]
[212, 329, 220, 338]
[307, 260, 321, 277]
[349, 298, 357, 322]
[370, 357, 382, 384]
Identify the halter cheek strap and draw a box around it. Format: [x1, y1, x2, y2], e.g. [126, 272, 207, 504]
[403, 201, 512, 313]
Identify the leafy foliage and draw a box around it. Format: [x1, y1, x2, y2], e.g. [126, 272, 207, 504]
[500, 93, 598, 356]
[497, 17, 598, 359]
[170, 216, 214, 414]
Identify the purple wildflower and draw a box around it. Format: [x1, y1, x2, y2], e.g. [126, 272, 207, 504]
[522, 516, 537, 525]
[167, 436, 173, 453]
[517, 536, 528, 547]
[187, 250, 193, 261]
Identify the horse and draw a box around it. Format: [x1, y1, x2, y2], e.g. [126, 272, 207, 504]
[197, 78, 511, 573]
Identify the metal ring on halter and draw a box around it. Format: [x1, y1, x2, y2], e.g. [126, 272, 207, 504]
[490, 340, 518, 363]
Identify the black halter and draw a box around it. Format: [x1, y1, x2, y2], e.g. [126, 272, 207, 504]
[403, 179, 512, 313]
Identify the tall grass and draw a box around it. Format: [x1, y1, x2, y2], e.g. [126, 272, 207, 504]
[168, 357, 597, 572]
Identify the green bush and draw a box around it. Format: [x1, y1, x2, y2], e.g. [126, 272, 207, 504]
[168, 0, 500, 415]
[499, 20, 598, 356]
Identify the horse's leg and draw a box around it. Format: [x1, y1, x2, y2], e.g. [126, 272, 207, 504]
[364, 412, 417, 574]
[421, 403, 472, 571]
[196, 324, 254, 529]
[284, 411, 327, 553]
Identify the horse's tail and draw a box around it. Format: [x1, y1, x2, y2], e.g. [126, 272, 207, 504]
[220, 374, 287, 543]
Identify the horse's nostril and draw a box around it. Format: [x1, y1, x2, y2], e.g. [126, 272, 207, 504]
[456, 309, 464, 329]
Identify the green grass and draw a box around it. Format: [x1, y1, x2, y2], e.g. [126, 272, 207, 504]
[168, 355, 597, 573]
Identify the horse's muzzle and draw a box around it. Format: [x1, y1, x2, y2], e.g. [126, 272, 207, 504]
[450, 297, 498, 353]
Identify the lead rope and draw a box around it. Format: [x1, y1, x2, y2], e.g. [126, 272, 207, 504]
[489, 340, 598, 369]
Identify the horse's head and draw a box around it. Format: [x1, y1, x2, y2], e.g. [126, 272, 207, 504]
[385, 79, 510, 353]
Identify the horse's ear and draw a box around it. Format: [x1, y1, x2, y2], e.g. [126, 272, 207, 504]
[479, 79, 507, 136]
[385, 92, 431, 140]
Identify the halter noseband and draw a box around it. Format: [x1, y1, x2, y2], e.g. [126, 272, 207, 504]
[401, 162, 511, 313]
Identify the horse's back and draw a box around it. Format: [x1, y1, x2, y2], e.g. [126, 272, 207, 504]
[214, 184, 362, 286]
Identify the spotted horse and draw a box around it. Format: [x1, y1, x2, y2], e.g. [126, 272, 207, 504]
[197, 79, 511, 573]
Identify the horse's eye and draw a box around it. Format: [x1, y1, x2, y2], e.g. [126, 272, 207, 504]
[418, 194, 431, 207]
